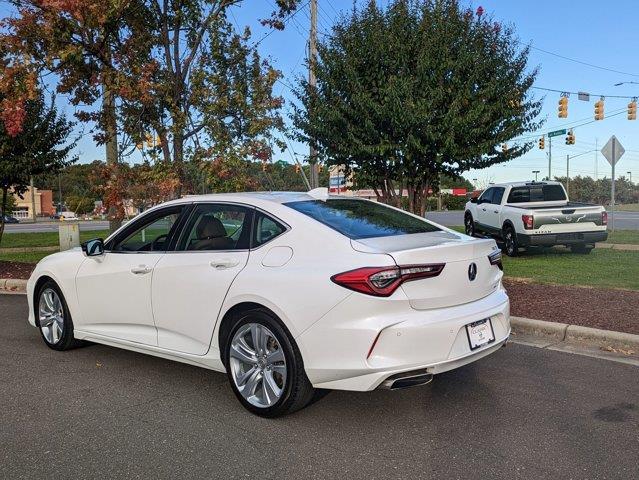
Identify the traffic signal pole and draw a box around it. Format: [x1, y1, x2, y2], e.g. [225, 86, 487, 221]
[548, 136, 552, 180]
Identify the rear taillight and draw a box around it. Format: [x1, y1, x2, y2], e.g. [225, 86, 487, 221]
[522, 214, 534, 230]
[602, 211, 608, 226]
[488, 250, 503, 270]
[331, 264, 445, 297]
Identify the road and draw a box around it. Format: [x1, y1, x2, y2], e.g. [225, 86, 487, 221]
[425, 210, 639, 230]
[3, 210, 639, 232]
[1, 294, 637, 479]
[3, 220, 110, 234]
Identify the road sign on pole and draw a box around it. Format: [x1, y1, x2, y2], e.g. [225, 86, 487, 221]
[601, 136, 625, 231]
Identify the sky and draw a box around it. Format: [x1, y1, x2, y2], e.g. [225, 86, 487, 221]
[3, 0, 639, 188]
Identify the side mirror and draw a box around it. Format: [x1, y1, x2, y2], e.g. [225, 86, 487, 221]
[81, 238, 105, 257]
[470, 197, 478, 204]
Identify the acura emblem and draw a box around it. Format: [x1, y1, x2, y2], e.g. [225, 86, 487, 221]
[468, 263, 477, 281]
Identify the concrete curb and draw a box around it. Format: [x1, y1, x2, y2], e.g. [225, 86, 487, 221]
[511, 316, 639, 352]
[0, 279, 27, 294]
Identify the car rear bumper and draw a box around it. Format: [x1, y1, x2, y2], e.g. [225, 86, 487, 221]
[517, 230, 608, 246]
[298, 287, 510, 391]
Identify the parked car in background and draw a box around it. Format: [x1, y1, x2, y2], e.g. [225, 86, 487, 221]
[464, 181, 608, 256]
[58, 211, 78, 221]
[27, 190, 509, 417]
[1, 214, 20, 224]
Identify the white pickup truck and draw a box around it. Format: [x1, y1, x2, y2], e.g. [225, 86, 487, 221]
[464, 181, 608, 256]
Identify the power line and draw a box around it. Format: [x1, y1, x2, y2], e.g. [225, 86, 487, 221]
[255, 0, 311, 46]
[532, 86, 638, 100]
[530, 45, 639, 78]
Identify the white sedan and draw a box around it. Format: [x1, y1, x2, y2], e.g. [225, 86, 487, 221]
[27, 189, 510, 417]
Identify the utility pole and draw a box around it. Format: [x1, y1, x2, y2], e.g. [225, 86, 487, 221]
[308, 0, 319, 189]
[532, 170, 539, 182]
[30, 176, 36, 222]
[628, 171, 633, 184]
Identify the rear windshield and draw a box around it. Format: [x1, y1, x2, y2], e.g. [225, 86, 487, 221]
[507, 184, 567, 203]
[284, 199, 441, 240]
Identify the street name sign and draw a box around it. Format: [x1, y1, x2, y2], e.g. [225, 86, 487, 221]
[548, 129, 566, 138]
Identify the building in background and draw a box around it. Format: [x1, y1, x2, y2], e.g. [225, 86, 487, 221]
[10, 186, 55, 219]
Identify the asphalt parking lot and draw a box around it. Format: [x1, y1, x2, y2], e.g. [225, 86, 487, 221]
[1, 294, 638, 480]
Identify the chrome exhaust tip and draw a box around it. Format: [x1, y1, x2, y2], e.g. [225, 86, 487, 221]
[379, 369, 434, 390]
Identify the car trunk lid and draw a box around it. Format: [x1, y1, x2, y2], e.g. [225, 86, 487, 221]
[351, 232, 502, 310]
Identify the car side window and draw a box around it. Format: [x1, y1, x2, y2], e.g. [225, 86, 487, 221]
[111, 207, 184, 252]
[492, 187, 505, 205]
[252, 211, 286, 248]
[479, 188, 494, 204]
[178, 203, 252, 251]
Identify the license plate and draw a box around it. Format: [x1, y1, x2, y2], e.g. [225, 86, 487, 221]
[465, 318, 495, 350]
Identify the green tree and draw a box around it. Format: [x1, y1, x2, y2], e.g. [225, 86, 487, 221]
[0, 93, 76, 245]
[293, 0, 542, 214]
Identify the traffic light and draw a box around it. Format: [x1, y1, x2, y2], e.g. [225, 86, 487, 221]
[501, 143, 508, 153]
[594, 99, 605, 120]
[295, 164, 301, 173]
[318, 164, 324, 173]
[538, 136, 545, 150]
[262, 163, 267, 172]
[558, 96, 568, 118]
[628, 100, 637, 120]
[565, 129, 575, 145]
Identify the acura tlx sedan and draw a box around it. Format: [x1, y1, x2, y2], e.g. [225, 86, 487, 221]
[27, 189, 510, 417]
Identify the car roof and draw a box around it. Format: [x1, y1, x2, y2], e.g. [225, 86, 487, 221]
[486, 180, 563, 188]
[159, 190, 359, 208]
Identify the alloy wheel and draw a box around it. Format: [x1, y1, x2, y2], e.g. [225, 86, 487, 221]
[465, 216, 474, 236]
[229, 323, 287, 408]
[38, 288, 65, 345]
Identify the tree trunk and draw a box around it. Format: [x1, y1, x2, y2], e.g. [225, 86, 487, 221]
[0, 187, 7, 248]
[173, 133, 184, 197]
[103, 83, 121, 233]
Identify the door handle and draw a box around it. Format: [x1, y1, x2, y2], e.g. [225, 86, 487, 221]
[210, 259, 240, 270]
[130, 265, 152, 275]
[493, 210, 498, 213]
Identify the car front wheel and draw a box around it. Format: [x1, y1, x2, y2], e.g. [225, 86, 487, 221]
[225, 309, 317, 417]
[36, 280, 81, 351]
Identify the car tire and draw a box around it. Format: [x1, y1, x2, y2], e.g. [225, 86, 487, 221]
[503, 226, 519, 257]
[224, 308, 317, 418]
[570, 243, 593, 254]
[464, 212, 476, 237]
[36, 280, 82, 351]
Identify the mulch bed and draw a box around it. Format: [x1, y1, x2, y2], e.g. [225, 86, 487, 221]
[0, 261, 36, 280]
[504, 279, 639, 336]
[1, 260, 637, 335]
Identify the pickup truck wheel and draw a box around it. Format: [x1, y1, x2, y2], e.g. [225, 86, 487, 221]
[570, 243, 593, 254]
[503, 226, 518, 257]
[464, 213, 475, 237]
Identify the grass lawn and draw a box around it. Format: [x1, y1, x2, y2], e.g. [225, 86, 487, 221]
[605, 230, 639, 245]
[0, 230, 109, 249]
[1, 226, 637, 290]
[614, 204, 639, 212]
[503, 248, 639, 290]
[0, 251, 52, 264]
